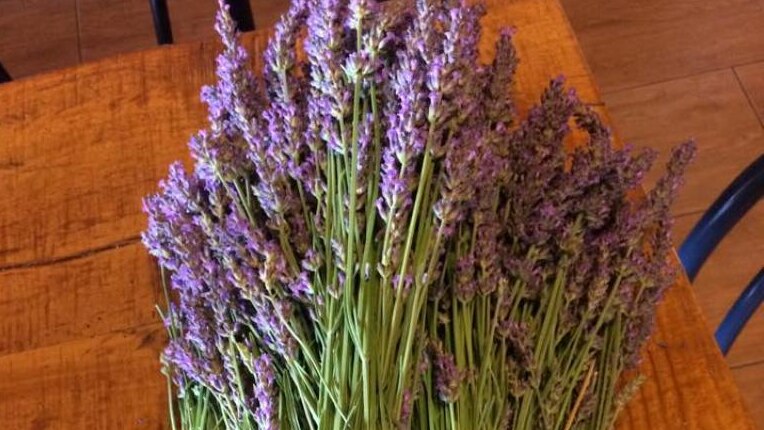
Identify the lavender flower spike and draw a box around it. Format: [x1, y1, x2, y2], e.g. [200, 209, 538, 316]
[430, 341, 464, 403]
[253, 353, 279, 430]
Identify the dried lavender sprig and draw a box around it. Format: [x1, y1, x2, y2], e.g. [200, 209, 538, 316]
[253, 354, 279, 430]
[144, 1, 698, 428]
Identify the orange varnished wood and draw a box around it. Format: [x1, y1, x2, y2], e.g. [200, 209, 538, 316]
[0, 36, 266, 268]
[0, 324, 166, 429]
[0, 0, 755, 428]
[618, 278, 755, 429]
[0, 243, 160, 356]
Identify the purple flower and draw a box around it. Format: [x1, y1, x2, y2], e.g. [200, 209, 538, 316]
[399, 390, 413, 429]
[429, 340, 464, 403]
[433, 131, 477, 238]
[163, 338, 225, 393]
[289, 271, 314, 302]
[454, 254, 477, 302]
[251, 297, 298, 359]
[485, 28, 519, 124]
[264, 0, 308, 89]
[253, 353, 279, 430]
[497, 319, 533, 370]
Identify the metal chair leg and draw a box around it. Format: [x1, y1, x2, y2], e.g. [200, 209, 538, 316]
[149, 0, 174, 45]
[0, 60, 11, 84]
[225, 0, 256, 32]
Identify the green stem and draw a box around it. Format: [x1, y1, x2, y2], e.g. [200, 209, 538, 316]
[383, 122, 437, 371]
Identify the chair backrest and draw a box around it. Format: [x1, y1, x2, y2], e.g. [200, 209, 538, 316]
[679, 154, 764, 355]
[679, 154, 764, 281]
[714, 269, 764, 355]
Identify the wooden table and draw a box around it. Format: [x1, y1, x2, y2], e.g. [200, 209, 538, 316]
[0, 0, 755, 428]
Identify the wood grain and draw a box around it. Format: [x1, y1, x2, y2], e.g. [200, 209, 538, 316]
[481, 0, 601, 108]
[603, 69, 764, 217]
[0, 0, 80, 78]
[604, 67, 764, 410]
[616, 278, 755, 429]
[673, 206, 764, 368]
[0, 324, 166, 430]
[0, 41, 215, 267]
[560, 0, 764, 92]
[0, 242, 160, 357]
[736, 61, 764, 126]
[0, 0, 756, 428]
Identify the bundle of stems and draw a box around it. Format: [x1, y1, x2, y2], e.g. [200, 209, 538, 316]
[144, 0, 695, 429]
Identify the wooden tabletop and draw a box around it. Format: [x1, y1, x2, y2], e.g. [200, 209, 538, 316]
[0, 0, 755, 428]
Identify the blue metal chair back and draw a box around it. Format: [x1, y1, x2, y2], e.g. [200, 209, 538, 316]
[679, 154, 764, 355]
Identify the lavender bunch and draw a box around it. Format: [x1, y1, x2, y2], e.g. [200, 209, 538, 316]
[144, 1, 695, 429]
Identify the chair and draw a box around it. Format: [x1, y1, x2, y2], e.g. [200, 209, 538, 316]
[0, 60, 11, 84]
[679, 154, 764, 355]
[149, 0, 255, 46]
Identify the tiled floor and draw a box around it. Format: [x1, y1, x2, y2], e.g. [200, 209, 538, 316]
[0, 0, 762, 426]
[0, 0, 289, 79]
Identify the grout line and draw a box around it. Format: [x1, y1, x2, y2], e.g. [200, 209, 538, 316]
[732, 66, 764, 130]
[602, 59, 764, 97]
[730, 358, 764, 371]
[0, 236, 140, 273]
[674, 208, 706, 219]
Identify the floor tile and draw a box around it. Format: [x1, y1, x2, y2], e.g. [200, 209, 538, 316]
[561, 0, 764, 92]
[736, 61, 764, 126]
[250, 0, 290, 28]
[0, 0, 79, 78]
[77, 0, 157, 63]
[167, 0, 291, 45]
[166, 0, 218, 44]
[604, 69, 764, 216]
[77, 0, 290, 65]
[732, 361, 764, 429]
[673, 204, 764, 368]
